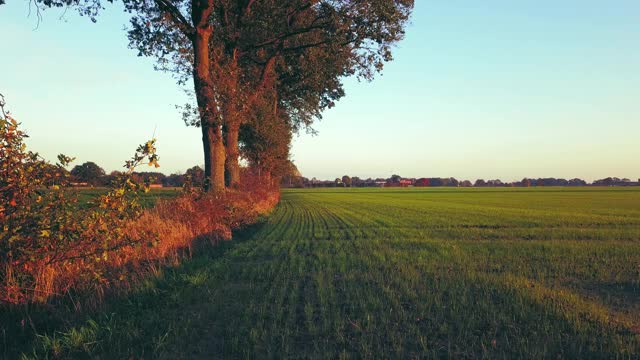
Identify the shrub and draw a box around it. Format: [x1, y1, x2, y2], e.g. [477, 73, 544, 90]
[1, 95, 162, 303]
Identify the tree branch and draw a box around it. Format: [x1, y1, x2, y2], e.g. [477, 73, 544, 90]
[245, 20, 329, 52]
[244, 0, 256, 16]
[153, 0, 194, 37]
[0, 93, 7, 119]
[192, 0, 215, 29]
[244, 56, 277, 111]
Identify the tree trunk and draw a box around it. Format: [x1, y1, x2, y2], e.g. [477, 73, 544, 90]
[192, 22, 225, 192]
[225, 119, 241, 188]
[264, 171, 272, 187]
[223, 55, 275, 189]
[207, 124, 226, 191]
[223, 55, 241, 189]
[226, 58, 277, 189]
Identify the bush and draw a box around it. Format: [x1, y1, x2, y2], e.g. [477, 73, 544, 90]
[1, 95, 162, 303]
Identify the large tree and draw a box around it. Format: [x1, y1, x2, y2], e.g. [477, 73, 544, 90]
[124, 0, 226, 191]
[5, 0, 226, 191]
[10, 0, 229, 191]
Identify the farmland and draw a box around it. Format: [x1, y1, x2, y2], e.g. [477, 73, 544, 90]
[7, 187, 640, 358]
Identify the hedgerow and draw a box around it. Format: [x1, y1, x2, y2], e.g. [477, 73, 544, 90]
[0, 95, 279, 306]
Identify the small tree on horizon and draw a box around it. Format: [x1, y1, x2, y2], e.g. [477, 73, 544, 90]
[70, 161, 106, 185]
[342, 175, 352, 187]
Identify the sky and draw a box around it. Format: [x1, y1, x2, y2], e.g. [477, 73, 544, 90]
[1, 0, 639, 182]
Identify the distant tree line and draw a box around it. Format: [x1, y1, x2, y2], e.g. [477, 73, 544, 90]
[67, 162, 640, 189]
[68, 161, 301, 188]
[281, 174, 640, 188]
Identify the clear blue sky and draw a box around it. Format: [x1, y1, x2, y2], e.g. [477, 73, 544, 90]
[2, 0, 639, 181]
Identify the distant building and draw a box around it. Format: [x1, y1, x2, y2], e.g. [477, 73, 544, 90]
[399, 179, 413, 187]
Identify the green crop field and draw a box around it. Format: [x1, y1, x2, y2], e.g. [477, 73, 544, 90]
[11, 187, 640, 358]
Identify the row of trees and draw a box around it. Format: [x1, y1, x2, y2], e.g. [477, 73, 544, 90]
[284, 175, 640, 188]
[592, 177, 639, 186]
[14, 0, 414, 192]
[64, 161, 301, 188]
[67, 160, 199, 187]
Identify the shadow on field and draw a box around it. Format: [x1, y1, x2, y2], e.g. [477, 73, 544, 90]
[0, 219, 269, 359]
[576, 281, 640, 321]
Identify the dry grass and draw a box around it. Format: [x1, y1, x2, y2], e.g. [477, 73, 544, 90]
[1, 185, 280, 307]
